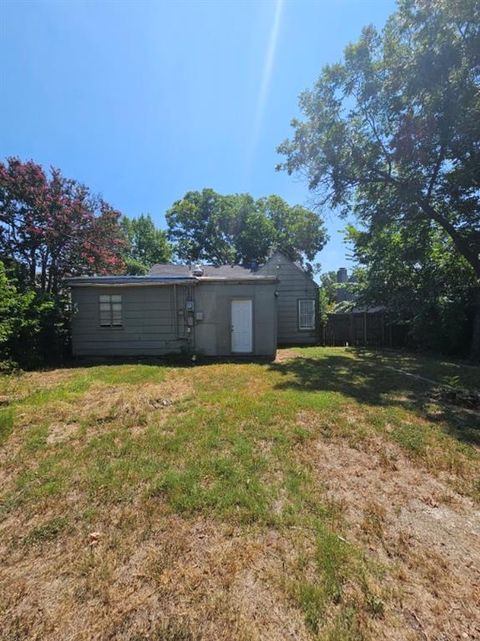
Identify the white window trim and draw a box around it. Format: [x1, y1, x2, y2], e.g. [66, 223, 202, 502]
[99, 295, 123, 328]
[298, 298, 315, 330]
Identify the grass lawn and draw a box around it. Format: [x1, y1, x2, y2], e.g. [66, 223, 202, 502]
[0, 347, 479, 641]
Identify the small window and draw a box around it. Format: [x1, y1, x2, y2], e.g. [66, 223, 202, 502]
[298, 299, 315, 330]
[99, 295, 122, 327]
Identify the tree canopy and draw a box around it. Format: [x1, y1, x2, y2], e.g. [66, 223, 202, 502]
[121, 214, 172, 275]
[278, 0, 480, 358]
[166, 189, 327, 266]
[0, 158, 125, 292]
[346, 221, 476, 353]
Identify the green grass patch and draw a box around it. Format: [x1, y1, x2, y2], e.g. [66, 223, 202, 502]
[0, 407, 14, 445]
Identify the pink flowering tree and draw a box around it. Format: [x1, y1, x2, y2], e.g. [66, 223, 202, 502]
[0, 158, 125, 293]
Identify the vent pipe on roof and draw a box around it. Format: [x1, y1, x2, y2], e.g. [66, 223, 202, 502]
[192, 264, 204, 276]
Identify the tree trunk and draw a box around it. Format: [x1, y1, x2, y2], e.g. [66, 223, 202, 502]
[470, 285, 480, 363]
[29, 248, 37, 288]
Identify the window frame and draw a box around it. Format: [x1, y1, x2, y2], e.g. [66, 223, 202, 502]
[298, 298, 316, 331]
[99, 294, 123, 328]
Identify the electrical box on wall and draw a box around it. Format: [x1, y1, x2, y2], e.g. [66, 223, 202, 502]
[186, 300, 195, 311]
[195, 311, 204, 321]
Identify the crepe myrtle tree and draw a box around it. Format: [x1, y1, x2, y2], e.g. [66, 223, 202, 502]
[0, 158, 125, 292]
[278, 0, 480, 359]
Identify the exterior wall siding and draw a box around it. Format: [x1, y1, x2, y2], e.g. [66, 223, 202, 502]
[194, 281, 277, 357]
[71, 284, 193, 356]
[71, 281, 277, 358]
[258, 253, 318, 345]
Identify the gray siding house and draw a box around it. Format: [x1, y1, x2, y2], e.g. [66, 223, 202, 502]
[69, 271, 278, 358]
[256, 252, 318, 345]
[68, 252, 318, 358]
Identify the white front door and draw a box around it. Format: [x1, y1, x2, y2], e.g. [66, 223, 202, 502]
[231, 299, 253, 353]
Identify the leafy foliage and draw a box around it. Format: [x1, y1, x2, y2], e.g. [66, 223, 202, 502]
[278, 0, 480, 358]
[0, 158, 125, 367]
[166, 188, 327, 266]
[0, 261, 69, 368]
[0, 157, 125, 293]
[121, 214, 172, 274]
[346, 222, 476, 354]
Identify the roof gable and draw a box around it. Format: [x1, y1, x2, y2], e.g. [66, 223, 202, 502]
[257, 251, 318, 286]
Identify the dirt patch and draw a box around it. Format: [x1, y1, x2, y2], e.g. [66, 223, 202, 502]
[78, 376, 193, 430]
[46, 422, 80, 445]
[0, 505, 311, 641]
[275, 349, 300, 363]
[301, 436, 480, 640]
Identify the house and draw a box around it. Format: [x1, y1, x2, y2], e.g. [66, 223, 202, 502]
[68, 252, 318, 358]
[255, 251, 318, 345]
[148, 251, 319, 345]
[335, 267, 357, 304]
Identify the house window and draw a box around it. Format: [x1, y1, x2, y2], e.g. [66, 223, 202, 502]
[298, 299, 315, 330]
[99, 295, 122, 327]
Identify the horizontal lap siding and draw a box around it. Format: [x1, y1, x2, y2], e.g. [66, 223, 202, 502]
[194, 281, 277, 357]
[258, 253, 318, 345]
[71, 285, 189, 356]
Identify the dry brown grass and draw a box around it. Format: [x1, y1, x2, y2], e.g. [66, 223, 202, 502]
[0, 502, 312, 641]
[1, 348, 479, 641]
[300, 435, 480, 640]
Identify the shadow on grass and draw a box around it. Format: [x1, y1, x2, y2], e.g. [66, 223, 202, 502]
[269, 350, 480, 447]
[15, 353, 275, 374]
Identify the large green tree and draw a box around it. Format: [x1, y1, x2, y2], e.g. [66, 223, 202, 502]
[278, 0, 480, 359]
[166, 189, 326, 266]
[121, 214, 172, 274]
[347, 222, 476, 354]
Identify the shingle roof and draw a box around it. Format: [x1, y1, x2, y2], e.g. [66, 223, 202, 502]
[149, 263, 256, 278]
[148, 264, 191, 276]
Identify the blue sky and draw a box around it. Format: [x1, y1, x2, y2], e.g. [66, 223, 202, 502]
[1, 0, 396, 272]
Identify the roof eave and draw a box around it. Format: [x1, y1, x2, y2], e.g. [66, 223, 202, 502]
[66, 277, 197, 287]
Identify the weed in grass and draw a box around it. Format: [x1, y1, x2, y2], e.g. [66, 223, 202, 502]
[23, 516, 68, 546]
[365, 593, 385, 619]
[361, 502, 386, 540]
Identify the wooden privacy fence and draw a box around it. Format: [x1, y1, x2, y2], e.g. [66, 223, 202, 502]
[323, 310, 407, 347]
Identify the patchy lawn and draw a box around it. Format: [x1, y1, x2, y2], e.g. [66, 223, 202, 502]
[0, 348, 479, 641]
